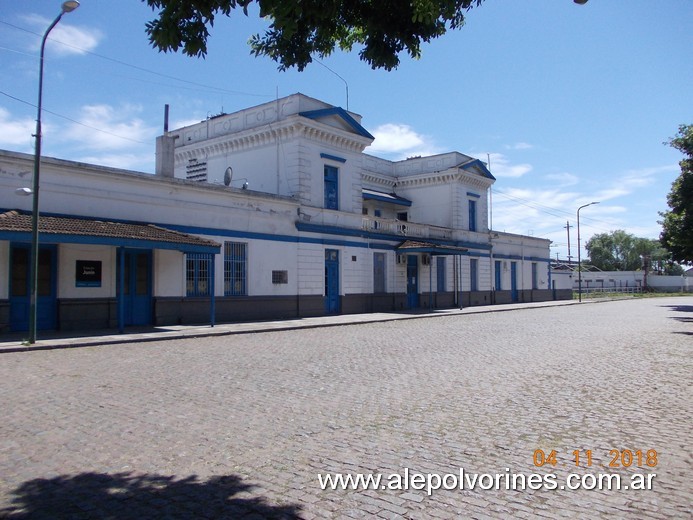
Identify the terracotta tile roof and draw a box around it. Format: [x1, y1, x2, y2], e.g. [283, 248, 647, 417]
[397, 240, 468, 253]
[0, 211, 219, 249]
[398, 240, 436, 250]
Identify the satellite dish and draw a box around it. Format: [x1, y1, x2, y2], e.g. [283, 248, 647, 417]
[224, 166, 233, 186]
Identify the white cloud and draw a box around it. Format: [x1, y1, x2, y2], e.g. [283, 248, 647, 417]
[544, 172, 579, 187]
[22, 15, 102, 56]
[486, 152, 532, 178]
[621, 164, 678, 188]
[172, 117, 206, 130]
[61, 104, 158, 151]
[367, 123, 441, 159]
[78, 152, 154, 172]
[0, 108, 35, 149]
[588, 164, 678, 203]
[50, 24, 102, 55]
[505, 142, 533, 150]
[592, 187, 631, 202]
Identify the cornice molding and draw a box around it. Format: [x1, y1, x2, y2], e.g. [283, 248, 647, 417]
[361, 171, 395, 189]
[394, 168, 494, 190]
[174, 118, 371, 164]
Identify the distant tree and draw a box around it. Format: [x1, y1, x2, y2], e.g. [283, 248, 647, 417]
[586, 230, 640, 271]
[143, 0, 484, 70]
[635, 238, 683, 275]
[585, 231, 681, 272]
[659, 124, 693, 264]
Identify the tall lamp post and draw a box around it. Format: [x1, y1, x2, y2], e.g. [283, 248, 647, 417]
[576, 201, 599, 302]
[28, 1, 80, 344]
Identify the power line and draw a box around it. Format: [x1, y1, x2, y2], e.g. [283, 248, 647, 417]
[0, 20, 273, 99]
[492, 187, 614, 232]
[0, 90, 150, 145]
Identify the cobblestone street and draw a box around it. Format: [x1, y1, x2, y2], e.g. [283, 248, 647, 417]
[1, 297, 691, 519]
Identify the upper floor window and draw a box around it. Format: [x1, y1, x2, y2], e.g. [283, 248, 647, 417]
[324, 165, 339, 210]
[469, 200, 477, 232]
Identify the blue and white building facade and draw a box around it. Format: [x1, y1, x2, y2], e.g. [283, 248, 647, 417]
[0, 94, 562, 333]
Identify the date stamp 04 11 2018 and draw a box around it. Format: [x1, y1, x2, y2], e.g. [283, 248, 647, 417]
[533, 449, 658, 469]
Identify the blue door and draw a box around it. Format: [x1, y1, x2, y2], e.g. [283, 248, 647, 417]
[494, 260, 502, 290]
[511, 261, 519, 302]
[9, 244, 57, 332]
[406, 255, 419, 308]
[118, 250, 152, 326]
[324, 249, 340, 313]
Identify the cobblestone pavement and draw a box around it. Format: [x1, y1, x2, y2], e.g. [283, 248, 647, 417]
[0, 297, 691, 519]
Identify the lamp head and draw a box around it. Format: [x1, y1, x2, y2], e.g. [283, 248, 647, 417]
[15, 187, 33, 196]
[61, 1, 80, 13]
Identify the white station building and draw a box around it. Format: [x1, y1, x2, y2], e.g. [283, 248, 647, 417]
[0, 94, 567, 334]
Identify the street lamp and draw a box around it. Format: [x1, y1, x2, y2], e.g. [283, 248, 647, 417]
[28, 0, 80, 344]
[576, 201, 599, 302]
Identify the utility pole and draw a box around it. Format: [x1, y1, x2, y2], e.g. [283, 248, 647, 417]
[564, 221, 573, 263]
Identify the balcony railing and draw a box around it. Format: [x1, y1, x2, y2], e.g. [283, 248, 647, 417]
[361, 217, 452, 240]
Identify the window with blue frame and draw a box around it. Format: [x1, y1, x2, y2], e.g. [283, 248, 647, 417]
[324, 165, 339, 210]
[469, 199, 477, 232]
[437, 257, 446, 292]
[532, 262, 538, 290]
[224, 242, 247, 296]
[186, 253, 211, 296]
[470, 258, 478, 292]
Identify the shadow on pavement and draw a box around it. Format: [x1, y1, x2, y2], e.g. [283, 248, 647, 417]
[1, 472, 302, 519]
[661, 304, 693, 324]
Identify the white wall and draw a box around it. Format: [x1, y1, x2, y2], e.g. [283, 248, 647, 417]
[649, 275, 691, 291]
[551, 271, 574, 290]
[247, 240, 297, 296]
[575, 271, 643, 289]
[58, 244, 114, 299]
[397, 183, 452, 228]
[297, 242, 324, 296]
[155, 249, 184, 297]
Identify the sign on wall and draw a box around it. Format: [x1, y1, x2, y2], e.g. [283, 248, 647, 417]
[76, 260, 102, 287]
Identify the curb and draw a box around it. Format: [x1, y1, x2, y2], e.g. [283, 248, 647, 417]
[0, 299, 593, 354]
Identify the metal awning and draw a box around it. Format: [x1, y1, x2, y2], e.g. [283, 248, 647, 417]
[362, 189, 412, 207]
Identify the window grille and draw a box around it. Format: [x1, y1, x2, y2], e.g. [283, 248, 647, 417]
[224, 242, 247, 296]
[272, 270, 288, 284]
[186, 253, 212, 296]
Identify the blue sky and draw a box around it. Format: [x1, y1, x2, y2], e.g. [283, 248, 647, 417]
[1, 0, 691, 260]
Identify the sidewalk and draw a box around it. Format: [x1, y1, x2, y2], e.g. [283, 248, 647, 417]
[0, 299, 584, 353]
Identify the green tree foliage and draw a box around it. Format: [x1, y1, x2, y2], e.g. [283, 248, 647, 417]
[585, 231, 679, 273]
[586, 230, 639, 271]
[659, 124, 693, 264]
[143, 0, 484, 71]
